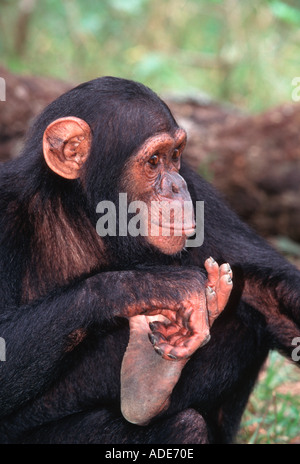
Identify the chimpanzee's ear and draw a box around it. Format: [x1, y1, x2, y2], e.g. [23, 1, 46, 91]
[43, 117, 92, 179]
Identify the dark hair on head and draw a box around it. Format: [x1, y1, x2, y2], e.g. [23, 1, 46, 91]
[15, 77, 178, 206]
[75, 77, 179, 207]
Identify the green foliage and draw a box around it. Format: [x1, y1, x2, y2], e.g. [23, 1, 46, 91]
[269, 1, 300, 24]
[0, 0, 299, 111]
[238, 351, 300, 444]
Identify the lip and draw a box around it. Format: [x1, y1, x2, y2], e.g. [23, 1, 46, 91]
[182, 227, 196, 237]
[151, 223, 196, 237]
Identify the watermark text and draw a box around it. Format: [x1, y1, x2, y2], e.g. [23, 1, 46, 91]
[96, 194, 204, 247]
[291, 77, 300, 102]
[0, 78, 6, 102]
[292, 336, 300, 362]
[0, 337, 6, 361]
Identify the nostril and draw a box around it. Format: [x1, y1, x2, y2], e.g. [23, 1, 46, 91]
[172, 183, 179, 194]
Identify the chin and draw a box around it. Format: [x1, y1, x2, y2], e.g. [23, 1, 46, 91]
[149, 236, 187, 256]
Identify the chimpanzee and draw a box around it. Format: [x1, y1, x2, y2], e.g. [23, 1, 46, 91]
[0, 76, 299, 444]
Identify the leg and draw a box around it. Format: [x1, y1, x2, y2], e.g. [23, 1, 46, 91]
[121, 259, 232, 425]
[20, 408, 209, 444]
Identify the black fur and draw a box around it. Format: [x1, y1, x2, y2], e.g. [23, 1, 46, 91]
[0, 77, 299, 444]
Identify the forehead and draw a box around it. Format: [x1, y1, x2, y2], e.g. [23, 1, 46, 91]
[136, 128, 187, 159]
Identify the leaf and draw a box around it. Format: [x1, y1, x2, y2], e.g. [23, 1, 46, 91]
[270, 1, 300, 24]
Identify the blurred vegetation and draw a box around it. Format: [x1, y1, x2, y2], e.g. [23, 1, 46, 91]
[238, 352, 300, 444]
[0, 0, 300, 111]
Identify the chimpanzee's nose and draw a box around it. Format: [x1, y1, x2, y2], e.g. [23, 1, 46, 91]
[161, 173, 191, 202]
[172, 183, 179, 194]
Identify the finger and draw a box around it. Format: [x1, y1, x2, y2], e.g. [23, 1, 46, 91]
[148, 330, 168, 346]
[149, 327, 189, 349]
[159, 309, 178, 323]
[161, 328, 211, 361]
[217, 273, 233, 310]
[149, 320, 189, 349]
[206, 286, 219, 323]
[219, 263, 232, 279]
[167, 328, 190, 346]
[150, 340, 181, 360]
[162, 307, 210, 360]
[149, 321, 182, 338]
[204, 257, 220, 288]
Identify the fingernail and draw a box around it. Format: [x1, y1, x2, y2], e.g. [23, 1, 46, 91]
[204, 333, 211, 344]
[227, 263, 231, 272]
[206, 286, 215, 294]
[227, 275, 232, 284]
[209, 257, 216, 264]
[167, 353, 177, 360]
[148, 333, 156, 345]
[154, 346, 163, 356]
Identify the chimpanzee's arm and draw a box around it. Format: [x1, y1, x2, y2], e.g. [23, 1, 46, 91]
[182, 164, 300, 356]
[0, 266, 205, 418]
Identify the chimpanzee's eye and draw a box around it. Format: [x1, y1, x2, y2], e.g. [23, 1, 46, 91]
[172, 149, 180, 161]
[148, 154, 159, 166]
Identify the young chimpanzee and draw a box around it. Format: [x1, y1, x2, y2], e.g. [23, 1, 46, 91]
[0, 76, 299, 444]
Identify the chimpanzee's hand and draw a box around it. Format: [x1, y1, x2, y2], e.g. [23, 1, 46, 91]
[147, 258, 233, 361]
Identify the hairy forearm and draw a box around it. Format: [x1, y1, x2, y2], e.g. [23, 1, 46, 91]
[0, 266, 205, 417]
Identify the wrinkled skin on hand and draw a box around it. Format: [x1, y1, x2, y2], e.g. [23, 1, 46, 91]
[121, 258, 233, 425]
